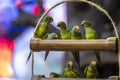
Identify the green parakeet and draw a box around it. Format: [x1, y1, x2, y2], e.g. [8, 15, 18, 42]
[57, 22, 81, 71]
[84, 60, 98, 78]
[43, 33, 58, 40]
[57, 21, 71, 39]
[43, 33, 58, 61]
[71, 25, 82, 39]
[26, 16, 53, 63]
[81, 20, 101, 65]
[64, 61, 80, 78]
[34, 16, 53, 38]
[71, 25, 82, 69]
[49, 72, 62, 78]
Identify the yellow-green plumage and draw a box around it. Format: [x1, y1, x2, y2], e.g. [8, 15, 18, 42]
[85, 27, 98, 39]
[81, 20, 97, 39]
[57, 21, 71, 39]
[71, 25, 82, 70]
[81, 20, 101, 65]
[71, 25, 82, 39]
[84, 61, 98, 78]
[57, 22, 81, 74]
[43, 33, 58, 61]
[50, 72, 62, 78]
[64, 61, 80, 78]
[26, 16, 53, 63]
[61, 29, 71, 39]
[43, 33, 58, 40]
[84, 66, 98, 78]
[64, 67, 80, 78]
[34, 16, 53, 38]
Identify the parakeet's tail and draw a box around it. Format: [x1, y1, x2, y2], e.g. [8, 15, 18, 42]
[44, 50, 49, 61]
[71, 51, 81, 69]
[26, 51, 32, 64]
[95, 51, 101, 65]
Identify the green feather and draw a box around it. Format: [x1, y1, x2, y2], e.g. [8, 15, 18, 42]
[26, 16, 53, 63]
[57, 21, 71, 39]
[58, 22, 81, 75]
[50, 72, 62, 78]
[34, 16, 53, 38]
[43, 33, 58, 61]
[81, 20, 101, 65]
[84, 61, 98, 78]
[71, 25, 82, 70]
[64, 61, 80, 78]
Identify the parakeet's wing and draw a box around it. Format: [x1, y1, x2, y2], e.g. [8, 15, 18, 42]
[43, 33, 48, 39]
[95, 51, 101, 65]
[64, 68, 69, 77]
[92, 29, 98, 39]
[86, 29, 101, 65]
[34, 21, 49, 38]
[60, 30, 71, 39]
[92, 30, 101, 65]
[44, 33, 58, 61]
[71, 51, 80, 68]
[70, 29, 81, 70]
[95, 67, 98, 76]
[84, 66, 88, 77]
[72, 69, 80, 77]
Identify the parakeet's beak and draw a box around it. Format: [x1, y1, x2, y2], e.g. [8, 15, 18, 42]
[48, 16, 53, 22]
[50, 18, 53, 22]
[76, 26, 80, 31]
[92, 61, 97, 66]
[69, 61, 74, 67]
[57, 22, 61, 27]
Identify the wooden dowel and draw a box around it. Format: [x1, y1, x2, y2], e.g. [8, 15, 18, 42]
[30, 37, 117, 52]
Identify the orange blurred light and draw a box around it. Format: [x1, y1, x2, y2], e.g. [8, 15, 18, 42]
[0, 38, 14, 77]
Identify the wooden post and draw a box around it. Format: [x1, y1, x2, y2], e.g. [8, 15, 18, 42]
[30, 37, 117, 52]
[31, 50, 34, 76]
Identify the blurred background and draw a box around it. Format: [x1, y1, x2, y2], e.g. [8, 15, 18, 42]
[0, 0, 120, 80]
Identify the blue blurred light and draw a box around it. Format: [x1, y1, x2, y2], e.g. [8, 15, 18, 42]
[0, 0, 19, 37]
[0, 1, 19, 22]
[21, 3, 36, 14]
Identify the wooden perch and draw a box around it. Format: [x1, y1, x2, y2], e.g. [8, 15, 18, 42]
[30, 37, 117, 52]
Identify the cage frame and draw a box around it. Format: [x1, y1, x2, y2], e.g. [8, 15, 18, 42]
[30, 0, 120, 80]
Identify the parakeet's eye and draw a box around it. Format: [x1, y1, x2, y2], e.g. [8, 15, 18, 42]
[50, 18, 53, 22]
